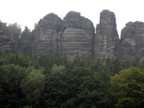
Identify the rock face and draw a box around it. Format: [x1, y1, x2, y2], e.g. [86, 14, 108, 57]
[120, 21, 144, 58]
[32, 13, 65, 56]
[62, 11, 95, 57]
[32, 11, 95, 57]
[0, 32, 16, 52]
[2, 9, 144, 59]
[94, 10, 119, 59]
[31, 10, 144, 59]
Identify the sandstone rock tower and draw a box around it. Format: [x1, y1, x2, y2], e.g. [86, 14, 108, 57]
[3, 10, 144, 59]
[94, 10, 119, 59]
[120, 21, 144, 58]
[62, 11, 95, 58]
[32, 13, 65, 56]
[32, 11, 95, 58]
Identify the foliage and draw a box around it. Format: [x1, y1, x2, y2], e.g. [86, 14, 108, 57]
[43, 65, 100, 108]
[19, 26, 32, 56]
[0, 21, 8, 34]
[111, 67, 144, 108]
[7, 23, 21, 41]
[21, 68, 45, 108]
[0, 21, 21, 41]
[51, 64, 66, 74]
[0, 51, 144, 108]
[0, 52, 32, 108]
[0, 52, 32, 67]
[0, 64, 28, 108]
[34, 52, 68, 69]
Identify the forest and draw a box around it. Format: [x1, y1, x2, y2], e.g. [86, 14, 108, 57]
[1, 20, 144, 108]
[0, 51, 144, 108]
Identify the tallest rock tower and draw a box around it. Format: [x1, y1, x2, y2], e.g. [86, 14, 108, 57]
[94, 10, 119, 59]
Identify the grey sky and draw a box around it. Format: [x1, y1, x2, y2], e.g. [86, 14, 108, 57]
[0, 0, 144, 35]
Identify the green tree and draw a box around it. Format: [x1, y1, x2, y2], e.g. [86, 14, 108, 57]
[21, 68, 45, 108]
[0, 21, 8, 34]
[19, 26, 32, 55]
[35, 52, 68, 69]
[51, 64, 66, 74]
[0, 52, 33, 108]
[1, 52, 32, 67]
[0, 64, 28, 108]
[0, 21, 21, 42]
[111, 67, 144, 108]
[93, 64, 111, 108]
[7, 23, 21, 41]
[43, 65, 100, 108]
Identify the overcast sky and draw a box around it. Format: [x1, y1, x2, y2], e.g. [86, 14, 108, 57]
[0, 0, 144, 35]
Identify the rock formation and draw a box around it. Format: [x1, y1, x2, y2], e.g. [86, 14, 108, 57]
[94, 10, 119, 59]
[32, 13, 65, 56]
[2, 9, 144, 59]
[120, 21, 144, 58]
[62, 11, 95, 58]
[0, 32, 16, 52]
[31, 10, 144, 59]
[32, 11, 95, 58]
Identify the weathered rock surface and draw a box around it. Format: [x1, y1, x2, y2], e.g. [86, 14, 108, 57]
[31, 10, 144, 59]
[32, 13, 65, 56]
[120, 21, 144, 58]
[32, 11, 95, 57]
[62, 11, 95, 57]
[94, 10, 119, 59]
[0, 32, 16, 52]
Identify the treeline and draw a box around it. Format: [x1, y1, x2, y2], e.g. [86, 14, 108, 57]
[0, 21, 21, 41]
[0, 52, 144, 108]
[0, 20, 32, 55]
